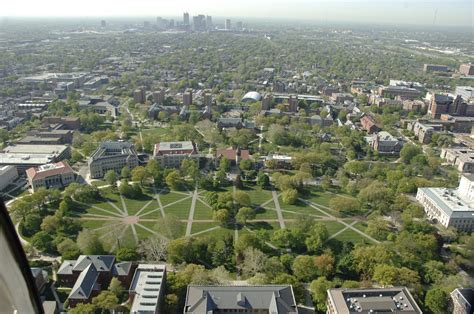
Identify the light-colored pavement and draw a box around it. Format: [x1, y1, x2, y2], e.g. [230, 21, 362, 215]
[185, 187, 198, 236]
[272, 190, 286, 229]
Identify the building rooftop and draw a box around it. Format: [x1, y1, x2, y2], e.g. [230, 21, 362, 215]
[328, 287, 422, 314]
[2, 144, 68, 155]
[418, 185, 474, 219]
[242, 91, 262, 102]
[184, 285, 298, 314]
[90, 141, 137, 160]
[130, 264, 166, 314]
[73, 255, 115, 273]
[26, 161, 73, 181]
[69, 264, 99, 300]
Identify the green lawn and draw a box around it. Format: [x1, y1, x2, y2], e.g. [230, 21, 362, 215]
[121, 195, 155, 215]
[191, 222, 220, 235]
[159, 191, 191, 206]
[334, 228, 372, 244]
[255, 206, 279, 220]
[278, 197, 328, 217]
[163, 198, 192, 219]
[244, 186, 273, 206]
[193, 199, 214, 220]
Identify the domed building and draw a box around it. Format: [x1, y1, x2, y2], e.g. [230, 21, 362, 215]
[241, 91, 262, 102]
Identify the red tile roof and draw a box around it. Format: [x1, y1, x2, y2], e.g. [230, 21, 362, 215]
[216, 148, 250, 160]
[26, 161, 74, 181]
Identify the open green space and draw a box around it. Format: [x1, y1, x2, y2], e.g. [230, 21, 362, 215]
[193, 199, 214, 220]
[163, 198, 192, 219]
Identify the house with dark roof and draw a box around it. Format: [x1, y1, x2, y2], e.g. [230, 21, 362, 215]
[113, 262, 137, 288]
[30, 268, 48, 294]
[57, 255, 115, 288]
[68, 264, 100, 308]
[184, 285, 298, 314]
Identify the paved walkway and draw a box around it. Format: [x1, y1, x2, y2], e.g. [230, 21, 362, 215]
[185, 187, 198, 236]
[299, 198, 380, 244]
[272, 190, 286, 229]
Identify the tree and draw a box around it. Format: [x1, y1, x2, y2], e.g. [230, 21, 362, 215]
[400, 144, 422, 164]
[167, 238, 193, 265]
[138, 235, 168, 262]
[329, 197, 361, 216]
[116, 247, 139, 261]
[314, 253, 335, 278]
[293, 255, 318, 282]
[146, 159, 163, 184]
[310, 277, 335, 312]
[239, 159, 253, 171]
[108, 278, 124, 299]
[57, 238, 81, 260]
[31, 231, 55, 253]
[236, 207, 256, 225]
[181, 159, 199, 180]
[257, 172, 270, 188]
[425, 288, 449, 314]
[121, 166, 131, 179]
[219, 157, 231, 172]
[233, 191, 251, 207]
[214, 209, 230, 226]
[241, 247, 267, 277]
[77, 230, 105, 255]
[104, 170, 118, 186]
[281, 189, 298, 205]
[132, 166, 148, 185]
[166, 170, 184, 190]
[68, 303, 96, 314]
[92, 291, 119, 311]
[305, 223, 329, 253]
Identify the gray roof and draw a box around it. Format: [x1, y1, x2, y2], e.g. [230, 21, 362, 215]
[73, 255, 115, 273]
[69, 264, 99, 300]
[242, 91, 262, 102]
[57, 260, 75, 275]
[113, 262, 134, 276]
[184, 285, 298, 314]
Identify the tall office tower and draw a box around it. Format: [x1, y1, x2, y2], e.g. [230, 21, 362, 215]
[156, 16, 163, 26]
[153, 88, 166, 105]
[101, 20, 106, 28]
[289, 95, 298, 112]
[169, 19, 175, 28]
[134, 87, 146, 104]
[143, 21, 150, 28]
[236, 21, 243, 31]
[262, 94, 273, 110]
[183, 89, 193, 106]
[193, 15, 206, 31]
[183, 12, 190, 26]
[203, 92, 212, 108]
[225, 19, 231, 30]
[206, 16, 213, 30]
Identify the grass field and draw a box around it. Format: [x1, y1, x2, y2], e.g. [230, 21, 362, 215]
[74, 183, 377, 251]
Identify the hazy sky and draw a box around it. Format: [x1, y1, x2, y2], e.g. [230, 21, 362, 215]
[2, 0, 473, 26]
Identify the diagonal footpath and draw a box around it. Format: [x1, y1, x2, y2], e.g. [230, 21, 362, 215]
[185, 187, 198, 236]
[272, 190, 286, 229]
[299, 198, 380, 244]
[328, 220, 358, 240]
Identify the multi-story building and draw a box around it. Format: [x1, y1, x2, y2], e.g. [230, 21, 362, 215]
[133, 87, 146, 104]
[42, 116, 81, 130]
[407, 120, 444, 144]
[88, 141, 139, 179]
[451, 288, 474, 314]
[184, 285, 298, 314]
[424, 64, 450, 72]
[428, 94, 471, 118]
[129, 264, 166, 314]
[441, 148, 474, 173]
[183, 12, 190, 26]
[459, 63, 474, 76]
[0, 144, 71, 174]
[26, 161, 75, 192]
[360, 115, 380, 134]
[18, 129, 74, 145]
[378, 85, 421, 99]
[417, 174, 474, 232]
[153, 141, 199, 168]
[402, 99, 426, 111]
[78, 95, 119, 117]
[183, 89, 193, 106]
[225, 19, 231, 30]
[153, 88, 166, 105]
[456, 86, 474, 101]
[367, 131, 403, 154]
[326, 287, 422, 314]
[0, 165, 18, 191]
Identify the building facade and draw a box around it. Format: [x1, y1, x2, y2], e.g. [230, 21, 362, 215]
[451, 288, 474, 314]
[153, 141, 199, 168]
[459, 63, 474, 76]
[89, 141, 139, 179]
[129, 264, 166, 314]
[327, 287, 422, 314]
[440, 148, 474, 173]
[416, 174, 474, 232]
[26, 161, 75, 192]
[0, 165, 18, 191]
[184, 285, 298, 314]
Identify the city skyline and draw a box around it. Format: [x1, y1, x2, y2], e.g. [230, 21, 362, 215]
[1, 0, 473, 27]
